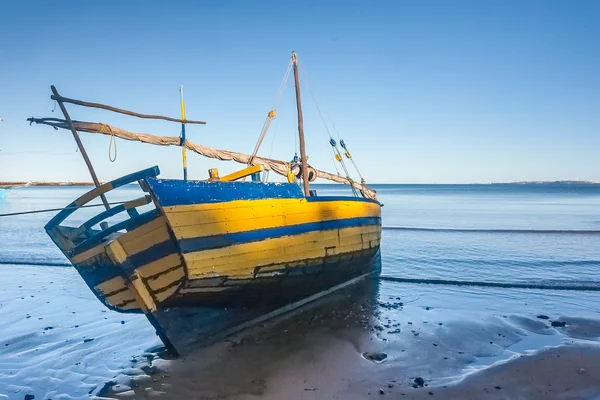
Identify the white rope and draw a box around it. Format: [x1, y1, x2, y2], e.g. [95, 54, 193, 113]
[301, 62, 367, 186]
[248, 60, 293, 164]
[298, 62, 358, 196]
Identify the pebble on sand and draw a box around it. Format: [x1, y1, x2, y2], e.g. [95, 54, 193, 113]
[551, 321, 566, 328]
[362, 352, 388, 363]
[413, 377, 425, 388]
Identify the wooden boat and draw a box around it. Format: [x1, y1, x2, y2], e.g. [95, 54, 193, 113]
[30, 52, 381, 355]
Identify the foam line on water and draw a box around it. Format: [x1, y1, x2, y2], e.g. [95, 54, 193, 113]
[0, 260, 72, 267]
[378, 276, 600, 291]
[395, 258, 600, 267]
[383, 226, 600, 235]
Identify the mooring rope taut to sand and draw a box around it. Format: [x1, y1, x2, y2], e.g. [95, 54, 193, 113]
[0, 201, 130, 218]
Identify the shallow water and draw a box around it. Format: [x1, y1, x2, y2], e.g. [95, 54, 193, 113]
[1, 183, 600, 399]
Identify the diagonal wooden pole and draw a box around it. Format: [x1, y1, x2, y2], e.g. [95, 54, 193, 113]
[51, 85, 110, 211]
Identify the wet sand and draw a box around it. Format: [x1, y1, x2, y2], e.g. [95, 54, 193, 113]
[3, 264, 600, 399]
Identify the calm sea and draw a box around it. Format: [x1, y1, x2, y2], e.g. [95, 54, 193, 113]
[1, 183, 599, 288]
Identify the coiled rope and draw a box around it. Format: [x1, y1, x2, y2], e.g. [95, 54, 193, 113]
[100, 123, 118, 162]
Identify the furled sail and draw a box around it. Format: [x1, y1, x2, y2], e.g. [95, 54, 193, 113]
[28, 118, 377, 200]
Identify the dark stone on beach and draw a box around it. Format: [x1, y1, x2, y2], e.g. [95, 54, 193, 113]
[413, 377, 425, 388]
[362, 351, 388, 363]
[388, 383, 394, 388]
[433, 343, 438, 347]
[495, 386, 502, 390]
[438, 323, 443, 326]
[388, 328, 401, 334]
[83, 338, 94, 343]
[43, 326, 53, 330]
[141, 365, 158, 375]
[379, 388, 385, 395]
[551, 321, 566, 327]
[121, 321, 125, 324]
[429, 392, 434, 396]
[537, 315, 550, 320]
[24, 395, 35, 400]
[425, 307, 431, 310]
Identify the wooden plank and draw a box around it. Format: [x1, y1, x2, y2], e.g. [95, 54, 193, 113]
[120, 224, 171, 256]
[145, 267, 185, 291]
[220, 165, 265, 182]
[187, 236, 368, 279]
[183, 224, 378, 263]
[138, 253, 183, 278]
[119, 217, 168, 245]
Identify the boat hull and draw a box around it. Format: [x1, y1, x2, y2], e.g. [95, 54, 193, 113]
[46, 167, 382, 353]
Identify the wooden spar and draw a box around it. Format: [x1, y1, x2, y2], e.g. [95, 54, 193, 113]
[292, 52, 311, 197]
[179, 86, 188, 181]
[50, 86, 110, 211]
[27, 117, 379, 200]
[50, 94, 206, 125]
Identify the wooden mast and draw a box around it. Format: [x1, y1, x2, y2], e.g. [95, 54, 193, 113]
[51, 86, 110, 211]
[292, 51, 311, 196]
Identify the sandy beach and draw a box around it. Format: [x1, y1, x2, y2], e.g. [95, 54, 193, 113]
[3, 263, 600, 400]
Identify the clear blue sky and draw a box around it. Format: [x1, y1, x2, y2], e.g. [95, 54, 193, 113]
[0, 0, 598, 183]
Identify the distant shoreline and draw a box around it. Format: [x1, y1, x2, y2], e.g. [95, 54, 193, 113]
[490, 180, 600, 185]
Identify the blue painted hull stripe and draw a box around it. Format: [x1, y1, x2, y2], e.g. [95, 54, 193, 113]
[179, 216, 381, 254]
[128, 239, 180, 269]
[146, 178, 304, 206]
[76, 263, 121, 287]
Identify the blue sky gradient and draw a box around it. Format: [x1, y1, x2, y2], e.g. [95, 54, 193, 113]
[0, 0, 598, 183]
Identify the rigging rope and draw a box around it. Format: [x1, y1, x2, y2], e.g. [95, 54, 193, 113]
[298, 63, 358, 196]
[0, 200, 129, 218]
[324, 109, 366, 183]
[299, 62, 369, 193]
[249, 60, 293, 165]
